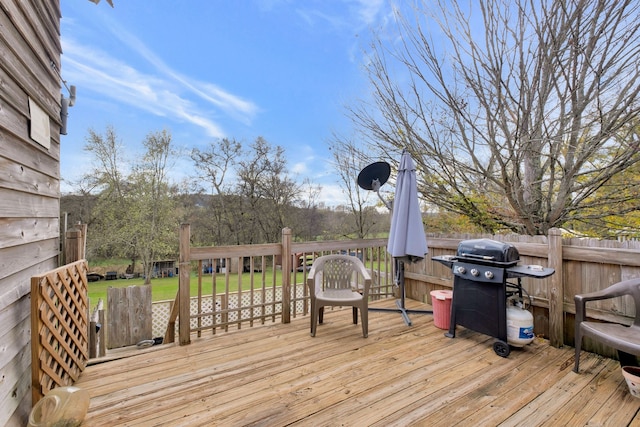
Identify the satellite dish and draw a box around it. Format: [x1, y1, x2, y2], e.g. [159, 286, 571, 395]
[357, 161, 392, 210]
[357, 161, 391, 190]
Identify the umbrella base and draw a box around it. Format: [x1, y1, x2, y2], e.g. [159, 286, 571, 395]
[370, 260, 431, 326]
[369, 298, 432, 326]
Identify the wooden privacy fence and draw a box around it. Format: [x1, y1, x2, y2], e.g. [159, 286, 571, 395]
[30, 260, 89, 404]
[405, 229, 640, 356]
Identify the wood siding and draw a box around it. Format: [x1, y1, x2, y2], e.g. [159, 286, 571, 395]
[0, 0, 62, 425]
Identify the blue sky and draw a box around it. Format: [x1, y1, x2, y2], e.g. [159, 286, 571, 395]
[60, 0, 395, 205]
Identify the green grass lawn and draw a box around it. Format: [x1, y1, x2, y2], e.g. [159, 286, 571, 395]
[87, 269, 284, 311]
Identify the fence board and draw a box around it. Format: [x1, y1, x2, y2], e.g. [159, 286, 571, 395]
[107, 285, 152, 349]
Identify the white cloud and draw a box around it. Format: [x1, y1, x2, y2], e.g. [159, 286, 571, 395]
[62, 49, 226, 138]
[61, 19, 258, 139]
[353, 0, 385, 25]
[296, 0, 386, 32]
[105, 19, 259, 122]
[318, 183, 346, 206]
[291, 161, 308, 174]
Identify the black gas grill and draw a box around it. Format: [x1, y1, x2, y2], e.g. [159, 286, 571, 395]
[433, 238, 554, 357]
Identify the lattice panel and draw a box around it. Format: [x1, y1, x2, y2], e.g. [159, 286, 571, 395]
[151, 287, 310, 338]
[31, 260, 89, 404]
[153, 287, 303, 336]
[152, 302, 172, 338]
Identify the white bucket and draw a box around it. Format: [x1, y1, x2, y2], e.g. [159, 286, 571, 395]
[622, 366, 640, 398]
[29, 386, 90, 426]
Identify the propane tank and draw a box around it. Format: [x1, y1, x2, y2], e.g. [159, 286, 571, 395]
[506, 300, 534, 347]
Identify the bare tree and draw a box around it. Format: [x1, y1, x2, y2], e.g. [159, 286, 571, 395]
[329, 136, 385, 238]
[291, 178, 324, 241]
[350, 0, 640, 235]
[191, 137, 327, 245]
[237, 137, 301, 243]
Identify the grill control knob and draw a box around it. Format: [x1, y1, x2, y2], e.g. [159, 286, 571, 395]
[457, 266, 466, 274]
[471, 269, 480, 277]
[485, 270, 494, 279]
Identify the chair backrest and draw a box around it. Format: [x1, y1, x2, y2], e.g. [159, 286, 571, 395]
[611, 279, 640, 327]
[585, 278, 640, 327]
[309, 255, 369, 295]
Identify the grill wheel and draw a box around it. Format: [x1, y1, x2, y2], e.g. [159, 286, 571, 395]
[493, 340, 510, 357]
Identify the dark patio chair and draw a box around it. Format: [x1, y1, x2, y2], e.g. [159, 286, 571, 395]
[307, 254, 371, 338]
[574, 278, 640, 373]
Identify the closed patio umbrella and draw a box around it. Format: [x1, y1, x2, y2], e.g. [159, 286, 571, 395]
[370, 149, 431, 325]
[387, 150, 428, 263]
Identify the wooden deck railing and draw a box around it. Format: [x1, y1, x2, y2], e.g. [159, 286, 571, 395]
[167, 225, 394, 345]
[30, 260, 89, 404]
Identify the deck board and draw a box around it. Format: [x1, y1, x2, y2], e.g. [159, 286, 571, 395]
[75, 299, 640, 426]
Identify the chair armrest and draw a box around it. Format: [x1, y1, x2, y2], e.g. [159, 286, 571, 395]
[352, 261, 372, 297]
[306, 264, 320, 296]
[574, 278, 640, 323]
[307, 263, 318, 279]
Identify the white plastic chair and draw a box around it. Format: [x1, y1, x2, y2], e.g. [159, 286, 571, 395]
[307, 254, 372, 337]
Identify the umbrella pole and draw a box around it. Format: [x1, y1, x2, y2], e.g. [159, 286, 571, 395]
[369, 260, 432, 326]
[396, 260, 414, 325]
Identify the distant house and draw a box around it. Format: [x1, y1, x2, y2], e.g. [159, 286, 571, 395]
[0, 1, 63, 425]
[152, 260, 177, 278]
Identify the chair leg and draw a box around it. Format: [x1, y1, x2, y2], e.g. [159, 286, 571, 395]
[354, 291, 363, 325]
[310, 301, 317, 337]
[574, 329, 582, 373]
[361, 306, 368, 338]
[319, 307, 324, 324]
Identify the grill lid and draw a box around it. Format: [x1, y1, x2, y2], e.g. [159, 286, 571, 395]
[456, 239, 519, 265]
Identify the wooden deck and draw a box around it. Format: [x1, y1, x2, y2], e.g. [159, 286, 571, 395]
[75, 299, 640, 426]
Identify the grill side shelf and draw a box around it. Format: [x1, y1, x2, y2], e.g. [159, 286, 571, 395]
[432, 255, 454, 268]
[506, 265, 555, 279]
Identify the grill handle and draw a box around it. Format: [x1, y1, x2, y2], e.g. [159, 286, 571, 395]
[459, 252, 496, 261]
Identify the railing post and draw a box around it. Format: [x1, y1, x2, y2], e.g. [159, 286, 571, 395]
[179, 223, 191, 345]
[89, 320, 97, 359]
[164, 297, 178, 344]
[548, 227, 564, 347]
[281, 228, 292, 323]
